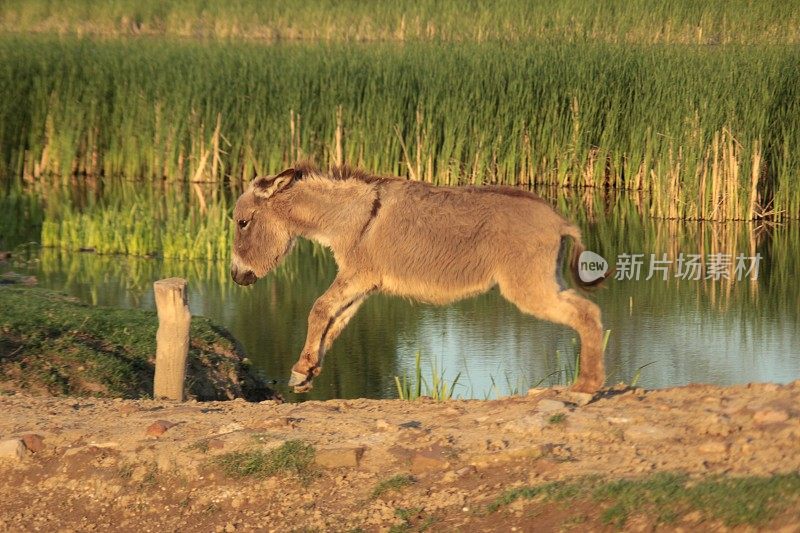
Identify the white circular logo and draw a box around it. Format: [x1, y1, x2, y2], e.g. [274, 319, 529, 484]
[578, 251, 608, 283]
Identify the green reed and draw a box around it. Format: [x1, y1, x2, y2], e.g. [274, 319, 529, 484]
[395, 351, 461, 401]
[40, 179, 232, 260]
[0, 180, 43, 250]
[2, 36, 799, 221]
[2, 0, 799, 45]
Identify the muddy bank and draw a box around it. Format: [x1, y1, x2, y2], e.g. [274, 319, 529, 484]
[1, 382, 799, 531]
[0, 285, 277, 401]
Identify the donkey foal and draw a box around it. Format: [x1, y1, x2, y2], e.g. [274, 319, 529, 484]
[231, 163, 610, 394]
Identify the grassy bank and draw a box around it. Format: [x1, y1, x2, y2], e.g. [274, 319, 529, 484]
[0, 285, 276, 400]
[1, 0, 799, 45]
[2, 36, 799, 221]
[486, 472, 800, 528]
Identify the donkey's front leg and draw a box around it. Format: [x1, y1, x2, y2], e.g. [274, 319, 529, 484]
[288, 276, 371, 393]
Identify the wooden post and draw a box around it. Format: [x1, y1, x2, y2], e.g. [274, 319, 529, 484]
[153, 278, 191, 401]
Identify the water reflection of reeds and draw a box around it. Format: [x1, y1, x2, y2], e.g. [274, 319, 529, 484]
[10, 193, 798, 398]
[5, 179, 796, 322]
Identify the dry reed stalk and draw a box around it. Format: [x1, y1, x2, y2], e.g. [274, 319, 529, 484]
[394, 124, 418, 181]
[334, 105, 343, 167]
[749, 140, 762, 220]
[211, 113, 222, 181]
[710, 132, 720, 221]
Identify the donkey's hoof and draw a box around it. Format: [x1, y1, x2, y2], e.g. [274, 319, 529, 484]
[288, 371, 308, 388]
[569, 381, 602, 394]
[292, 381, 314, 393]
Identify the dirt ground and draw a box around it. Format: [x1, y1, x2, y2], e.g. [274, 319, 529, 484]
[1, 381, 799, 532]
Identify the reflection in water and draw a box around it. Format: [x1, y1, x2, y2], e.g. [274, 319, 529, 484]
[6, 192, 798, 400]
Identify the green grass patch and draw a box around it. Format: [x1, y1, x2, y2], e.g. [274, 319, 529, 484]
[395, 351, 460, 401]
[0, 285, 273, 399]
[372, 474, 416, 498]
[548, 413, 567, 425]
[215, 440, 316, 480]
[390, 507, 430, 533]
[487, 472, 800, 528]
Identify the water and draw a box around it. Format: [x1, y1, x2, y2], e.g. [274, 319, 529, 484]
[4, 202, 799, 400]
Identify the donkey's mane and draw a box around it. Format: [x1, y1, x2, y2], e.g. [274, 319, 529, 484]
[289, 162, 546, 204]
[293, 161, 392, 185]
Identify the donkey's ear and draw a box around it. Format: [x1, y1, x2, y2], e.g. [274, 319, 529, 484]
[253, 168, 295, 199]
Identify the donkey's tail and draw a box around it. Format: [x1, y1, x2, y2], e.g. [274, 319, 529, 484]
[559, 225, 613, 291]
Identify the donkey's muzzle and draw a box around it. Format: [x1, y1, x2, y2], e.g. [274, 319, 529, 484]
[231, 264, 257, 286]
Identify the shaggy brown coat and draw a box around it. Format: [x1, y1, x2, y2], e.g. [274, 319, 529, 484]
[231, 163, 608, 394]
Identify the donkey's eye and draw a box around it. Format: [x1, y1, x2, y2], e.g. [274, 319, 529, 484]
[238, 219, 249, 229]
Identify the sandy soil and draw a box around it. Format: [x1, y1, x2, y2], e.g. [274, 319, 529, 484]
[1, 382, 799, 532]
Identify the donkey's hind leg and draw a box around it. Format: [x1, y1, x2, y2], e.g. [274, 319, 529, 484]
[501, 282, 605, 393]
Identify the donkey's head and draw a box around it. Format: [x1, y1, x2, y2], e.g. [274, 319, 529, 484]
[230, 168, 297, 286]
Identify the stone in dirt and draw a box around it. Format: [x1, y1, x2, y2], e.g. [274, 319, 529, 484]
[698, 440, 729, 455]
[558, 391, 594, 406]
[375, 419, 397, 432]
[145, 420, 177, 437]
[537, 399, 566, 412]
[624, 424, 678, 442]
[753, 409, 790, 425]
[20, 434, 44, 453]
[410, 449, 451, 474]
[118, 404, 140, 415]
[0, 439, 26, 462]
[315, 447, 365, 469]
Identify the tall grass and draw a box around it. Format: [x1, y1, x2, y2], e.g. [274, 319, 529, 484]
[0, 180, 43, 250]
[395, 351, 461, 401]
[1, 36, 798, 221]
[2, 0, 799, 45]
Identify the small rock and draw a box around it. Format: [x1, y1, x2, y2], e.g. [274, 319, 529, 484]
[218, 422, 245, 434]
[503, 414, 547, 435]
[90, 441, 120, 449]
[559, 391, 594, 406]
[259, 417, 292, 429]
[699, 414, 731, 437]
[20, 434, 44, 453]
[537, 399, 566, 412]
[375, 419, 396, 432]
[527, 388, 549, 397]
[118, 404, 140, 415]
[456, 465, 477, 477]
[624, 425, 677, 442]
[208, 438, 225, 450]
[315, 447, 364, 469]
[753, 409, 789, 425]
[698, 440, 728, 455]
[0, 439, 26, 462]
[63, 446, 88, 458]
[145, 420, 176, 437]
[410, 449, 450, 474]
[441, 470, 458, 483]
